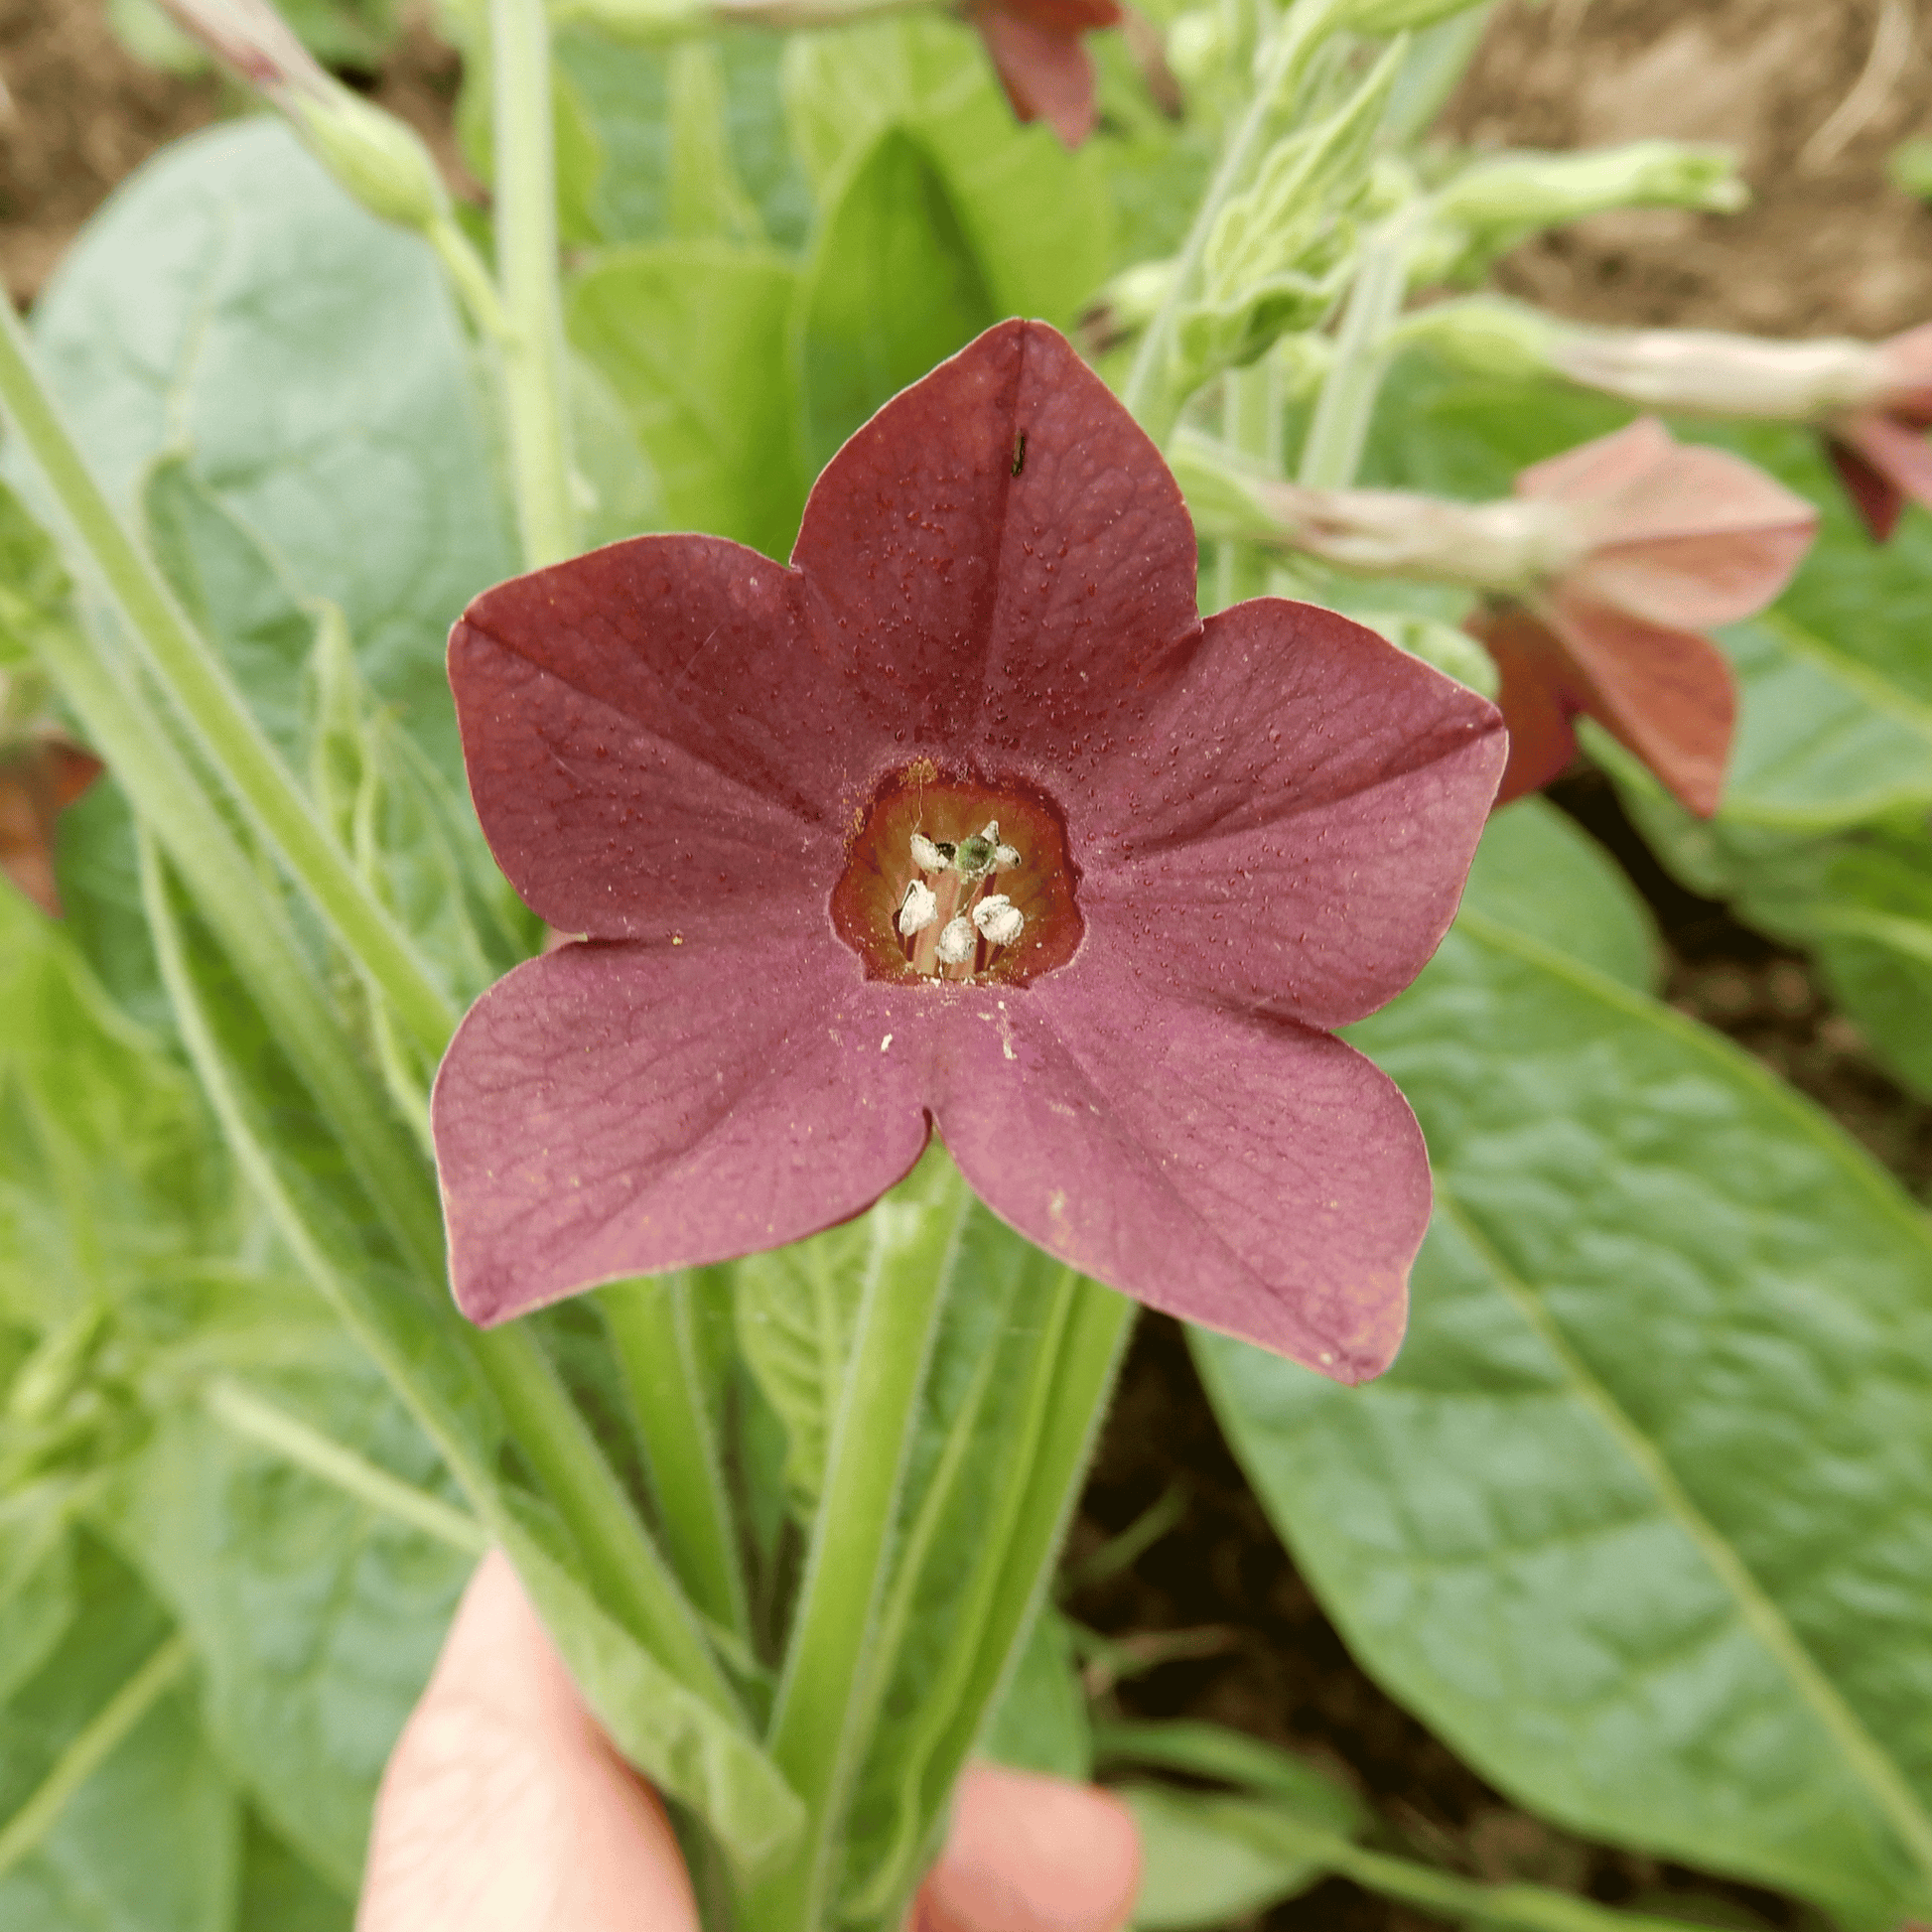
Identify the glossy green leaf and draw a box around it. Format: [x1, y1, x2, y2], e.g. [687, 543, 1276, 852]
[1707, 616, 1932, 828]
[1201, 915, 1932, 1923]
[1458, 798, 1658, 991]
[796, 128, 997, 477]
[30, 120, 515, 779]
[782, 13, 1113, 326]
[981, 1605, 1091, 1781]
[556, 30, 813, 249]
[1121, 1784, 1330, 1928]
[567, 243, 806, 559]
[101, 1374, 473, 1891]
[0, 1535, 237, 1932]
[234, 1814, 352, 1932]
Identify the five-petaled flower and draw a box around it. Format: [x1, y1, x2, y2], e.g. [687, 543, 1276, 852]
[1463, 419, 1816, 817]
[431, 321, 1504, 1382]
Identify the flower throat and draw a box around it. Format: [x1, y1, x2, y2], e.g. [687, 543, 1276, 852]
[831, 765, 1084, 987]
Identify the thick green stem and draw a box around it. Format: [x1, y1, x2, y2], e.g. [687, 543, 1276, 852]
[0, 1634, 194, 1883]
[490, 0, 578, 566]
[470, 1322, 744, 1717]
[1295, 213, 1413, 489]
[0, 298, 458, 1062]
[1122, 0, 1341, 441]
[604, 1275, 753, 1645]
[736, 1190, 965, 1932]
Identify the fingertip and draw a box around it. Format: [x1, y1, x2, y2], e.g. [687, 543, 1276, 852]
[916, 1763, 1143, 1932]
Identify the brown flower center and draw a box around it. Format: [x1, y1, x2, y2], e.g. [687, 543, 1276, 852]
[831, 764, 1083, 986]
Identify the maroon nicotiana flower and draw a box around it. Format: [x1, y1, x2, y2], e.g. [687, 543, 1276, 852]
[0, 730, 103, 918]
[431, 321, 1504, 1382]
[1821, 325, 1932, 542]
[965, 0, 1179, 149]
[1464, 420, 1815, 817]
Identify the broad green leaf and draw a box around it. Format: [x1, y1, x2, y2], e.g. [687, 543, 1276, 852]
[567, 243, 807, 559]
[981, 1605, 1091, 1780]
[0, 1534, 238, 1932]
[30, 120, 515, 779]
[734, 1219, 869, 1520]
[0, 1491, 75, 1706]
[569, 349, 664, 550]
[1806, 837, 1932, 1101]
[1458, 798, 1658, 991]
[1708, 616, 1932, 828]
[783, 14, 1113, 327]
[1717, 421, 1932, 717]
[0, 884, 220, 1332]
[556, 30, 814, 249]
[1199, 915, 1932, 1922]
[667, 44, 764, 242]
[235, 1814, 351, 1932]
[142, 458, 317, 763]
[101, 1374, 474, 1891]
[1120, 1784, 1329, 1928]
[796, 128, 997, 476]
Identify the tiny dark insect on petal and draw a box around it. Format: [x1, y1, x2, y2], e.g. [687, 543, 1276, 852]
[1012, 431, 1027, 477]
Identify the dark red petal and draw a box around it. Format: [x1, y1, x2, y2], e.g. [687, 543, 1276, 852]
[932, 953, 1430, 1381]
[1544, 592, 1735, 819]
[0, 736, 104, 919]
[1827, 434, 1904, 542]
[1465, 605, 1587, 806]
[1076, 598, 1505, 1030]
[1831, 414, 1932, 542]
[431, 939, 934, 1323]
[790, 321, 1201, 788]
[451, 536, 855, 940]
[974, 10, 1102, 148]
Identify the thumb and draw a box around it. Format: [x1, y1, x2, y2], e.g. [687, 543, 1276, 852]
[914, 1762, 1143, 1932]
[357, 1551, 699, 1932]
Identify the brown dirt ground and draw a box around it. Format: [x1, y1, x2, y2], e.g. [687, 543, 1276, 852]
[6, 2, 1931, 1925]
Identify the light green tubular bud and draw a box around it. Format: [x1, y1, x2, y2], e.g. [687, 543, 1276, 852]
[1420, 140, 1747, 285]
[156, 0, 450, 234]
[284, 85, 452, 232]
[1385, 295, 1568, 381]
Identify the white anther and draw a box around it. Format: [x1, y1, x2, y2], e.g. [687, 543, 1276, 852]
[897, 881, 938, 936]
[936, 916, 976, 965]
[972, 895, 1025, 946]
[977, 819, 1000, 843]
[909, 832, 948, 872]
[993, 843, 1022, 870]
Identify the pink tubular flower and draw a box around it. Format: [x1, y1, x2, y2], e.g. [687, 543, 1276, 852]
[430, 322, 1505, 1382]
[1465, 419, 1817, 817]
[1822, 324, 1932, 541]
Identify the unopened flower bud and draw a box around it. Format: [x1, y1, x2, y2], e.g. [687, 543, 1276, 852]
[909, 832, 949, 872]
[898, 880, 939, 936]
[936, 916, 976, 965]
[1079, 259, 1177, 355]
[1551, 328, 1894, 423]
[972, 895, 1026, 946]
[1386, 296, 1566, 382]
[156, 0, 451, 234]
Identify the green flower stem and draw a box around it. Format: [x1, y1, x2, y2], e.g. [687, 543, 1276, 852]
[428, 214, 512, 342]
[603, 1275, 753, 1645]
[735, 1189, 967, 1932]
[1122, 0, 1342, 442]
[469, 1322, 744, 1717]
[1295, 211, 1413, 489]
[490, 0, 579, 567]
[206, 1378, 488, 1554]
[0, 1633, 194, 1884]
[139, 829, 744, 1725]
[0, 297, 459, 1063]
